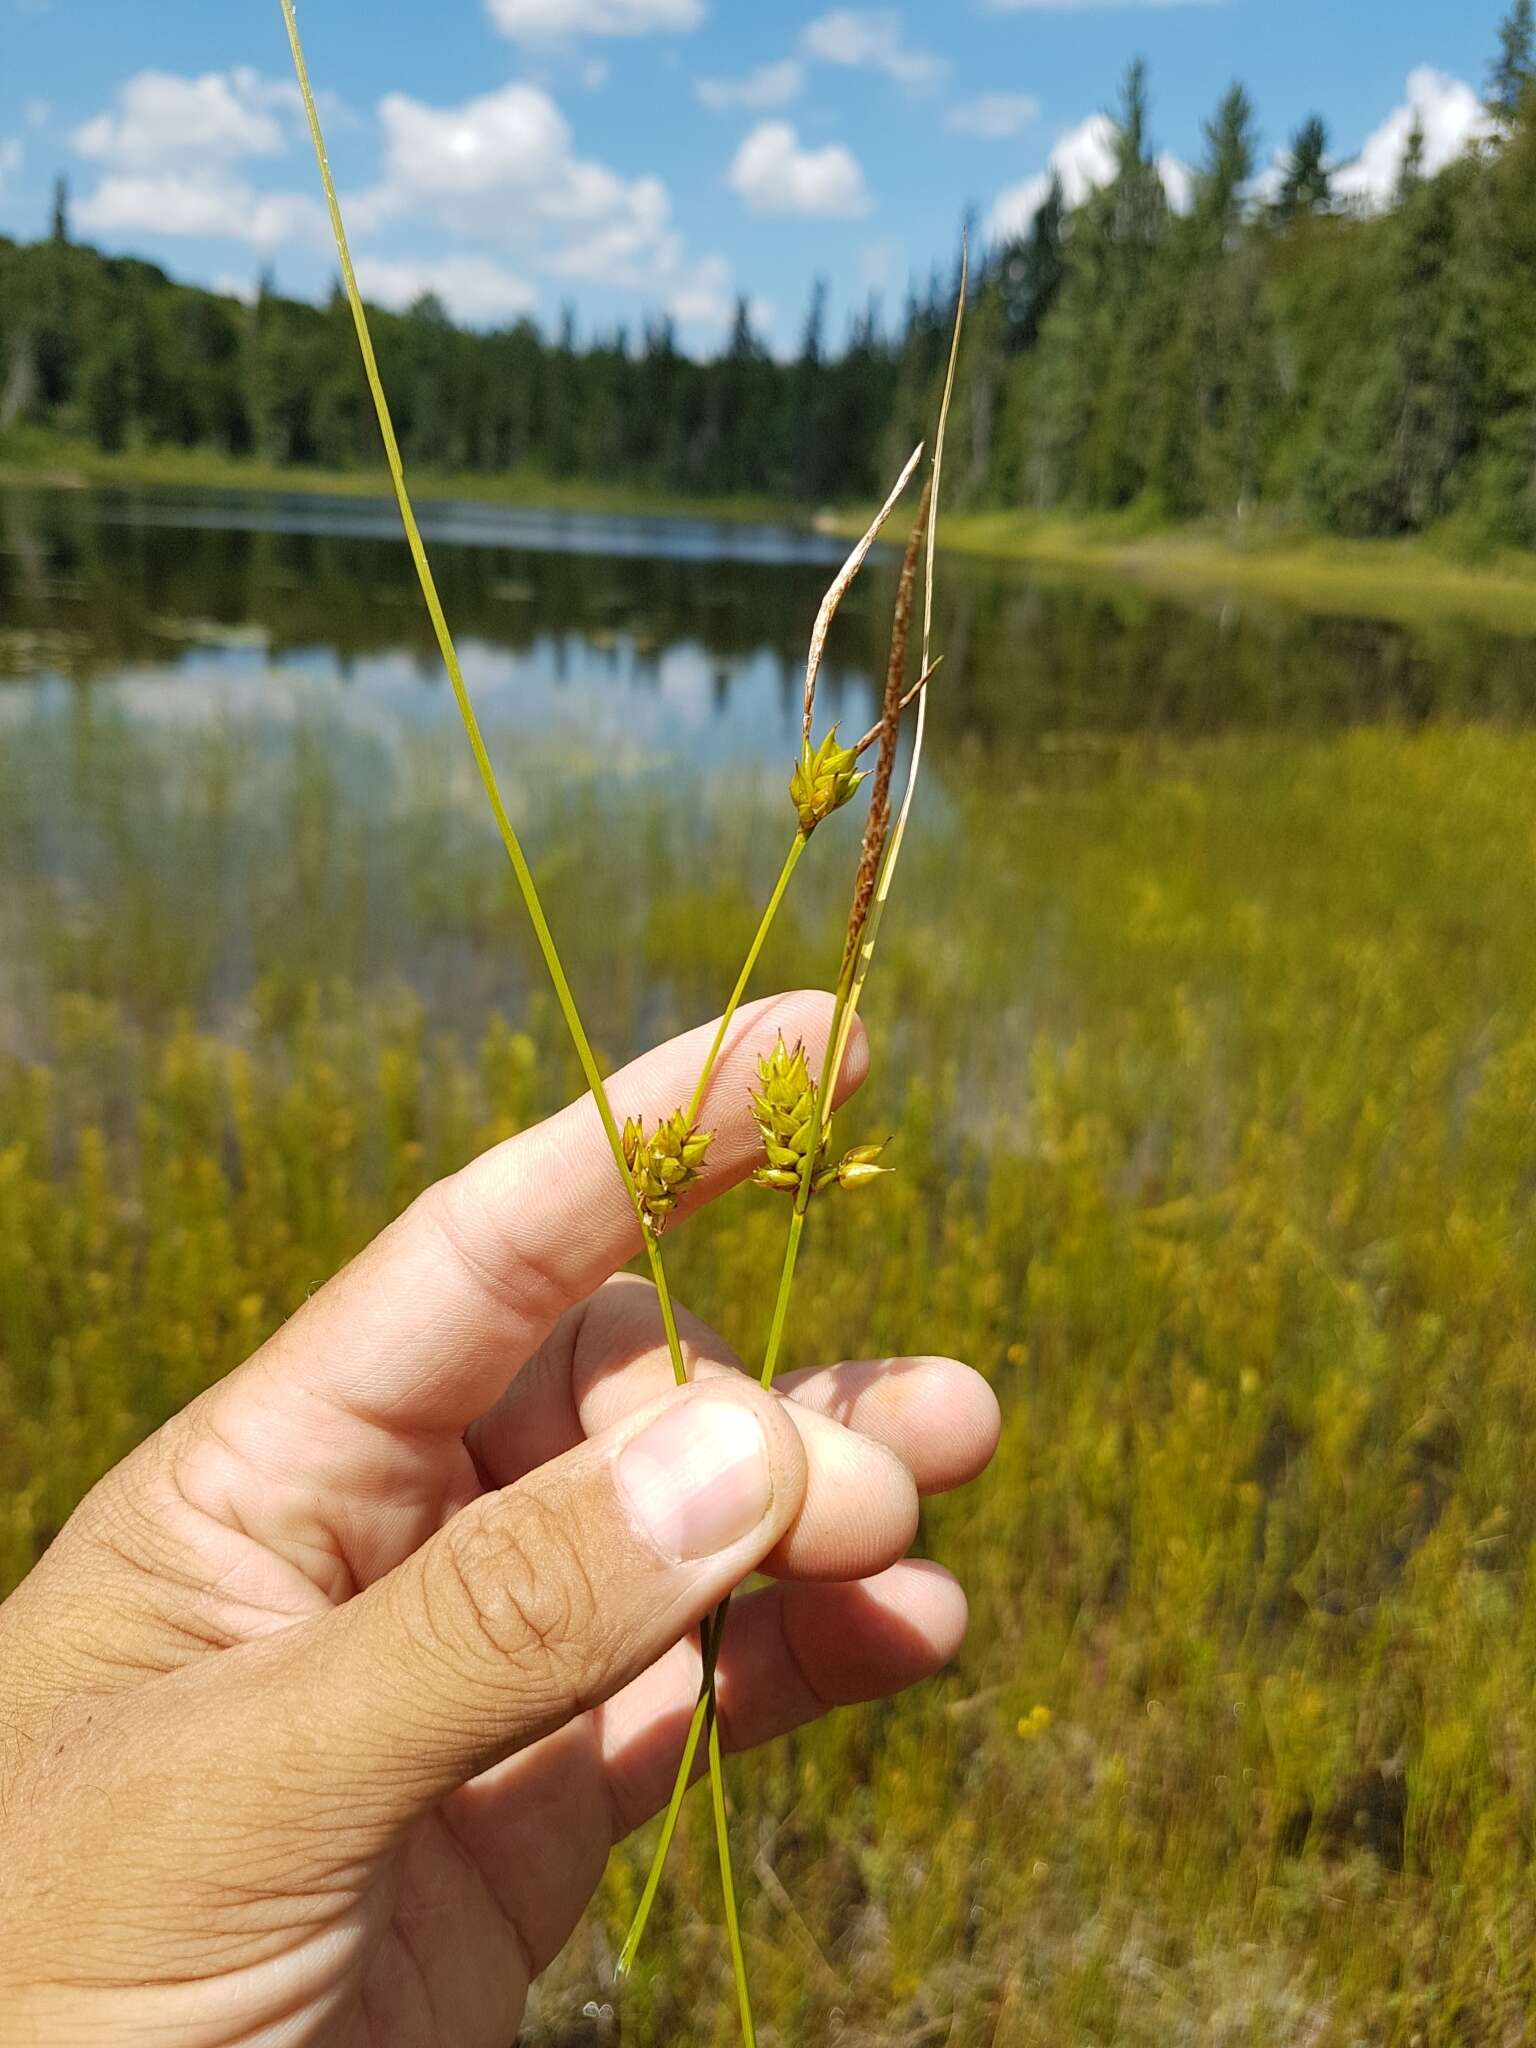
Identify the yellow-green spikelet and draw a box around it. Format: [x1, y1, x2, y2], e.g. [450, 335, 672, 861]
[750, 1038, 821, 1192]
[750, 1039, 895, 1198]
[790, 728, 865, 834]
[622, 1109, 713, 1233]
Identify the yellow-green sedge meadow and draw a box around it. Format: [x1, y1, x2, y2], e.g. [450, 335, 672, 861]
[278, 2, 965, 2032]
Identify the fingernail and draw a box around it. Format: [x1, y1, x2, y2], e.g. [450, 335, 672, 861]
[617, 1396, 772, 1562]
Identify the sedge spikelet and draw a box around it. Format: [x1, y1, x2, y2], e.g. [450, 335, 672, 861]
[622, 1110, 713, 1234]
[790, 727, 866, 835]
[749, 1040, 889, 1198]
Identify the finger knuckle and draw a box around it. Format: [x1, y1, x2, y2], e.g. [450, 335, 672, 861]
[435, 1496, 599, 1716]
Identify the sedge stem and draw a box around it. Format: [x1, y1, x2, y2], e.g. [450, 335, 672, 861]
[685, 832, 807, 1129]
[278, 0, 691, 1386]
[618, 830, 815, 1986]
[615, 1685, 710, 1980]
[759, 1207, 809, 1391]
[616, 1591, 734, 1976]
[708, 1699, 756, 2048]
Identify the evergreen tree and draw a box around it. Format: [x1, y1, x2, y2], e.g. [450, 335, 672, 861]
[1194, 84, 1257, 247]
[49, 175, 69, 246]
[999, 175, 1065, 352]
[1489, 0, 1535, 121]
[1274, 117, 1332, 220]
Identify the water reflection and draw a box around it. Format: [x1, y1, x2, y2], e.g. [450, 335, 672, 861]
[6, 487, 1536, 778]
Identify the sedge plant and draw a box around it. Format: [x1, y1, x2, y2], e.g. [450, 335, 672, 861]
[615, 266, 968, 2022]
[279, 4, 961, 2031]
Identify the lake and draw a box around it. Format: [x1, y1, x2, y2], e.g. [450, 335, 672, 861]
[6, 484, 1536, 2042]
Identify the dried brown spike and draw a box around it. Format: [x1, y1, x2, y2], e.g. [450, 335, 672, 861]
[842, 477, 932, 978]
[852, 656, 943, 760]
[802, 442, 924, 748]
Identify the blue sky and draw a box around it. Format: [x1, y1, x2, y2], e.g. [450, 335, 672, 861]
[0, 0, 1512, 353]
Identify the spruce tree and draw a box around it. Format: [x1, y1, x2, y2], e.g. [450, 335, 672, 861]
[1489, 0, 1535, 122]
[1274, 117, 1332, 220]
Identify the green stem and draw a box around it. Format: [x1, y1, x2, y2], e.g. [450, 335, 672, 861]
[708, 1698, 756, 2048]
[685, 833, 807, 1129]
[279, 0, 688, 1386]
[758, 1206, 809, 1391]
[614, 1684, 710, 1980]
[645, 1237, 689, 1390]
[614, 1591, 733, 1978]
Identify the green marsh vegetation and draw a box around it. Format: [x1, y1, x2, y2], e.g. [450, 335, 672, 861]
[7, 503, 1536, 2033]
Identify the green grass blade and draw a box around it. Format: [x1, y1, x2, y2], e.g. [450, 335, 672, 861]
[277, 0, 694, 1382]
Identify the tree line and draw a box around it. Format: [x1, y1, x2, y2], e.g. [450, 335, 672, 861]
[4, 3, 1536, 545]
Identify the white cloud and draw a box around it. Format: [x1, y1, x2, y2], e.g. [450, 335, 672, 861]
[72, 68, 302, 171]
[729, 120, 872, 218]
[946, 92, 1040, 139]
[74, 173, 327, 249]
[69, 67, 333, 252]
[354, 253, 536, 323]
[988, 112, 1190, 241]
[802, 10, 945, 92]
[697, 60, 805, 111]
[356, 80, 733, 329]
[487, 0, 702, 38]
[1333, 67, 1491, 208]
[666, 252, 732, 328]
[361, 82, 671, 256]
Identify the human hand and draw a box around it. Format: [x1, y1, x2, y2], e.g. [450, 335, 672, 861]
[0, 992, 998, 2048]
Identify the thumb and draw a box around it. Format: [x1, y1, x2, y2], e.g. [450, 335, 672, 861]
[260, 1380, 807, 1850]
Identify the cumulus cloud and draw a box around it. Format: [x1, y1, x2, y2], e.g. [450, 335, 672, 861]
[359, 82, 671, 251]
[70, 68, 331, 252]
[353, 80, 737, 335]
[802, 10, 945, 92]
[729, 121, 872, 218]
[74, 175, 327, 249]
[946, 92, 1040, 139]
[487, 0, 702, 38]
[72, 68, 300, 171]
[1333, 67, 1491, 207]
[988, 112, 1190, 241]
[353, 79, 692, 300]
[354, 253, 536, 323]
[665, 251, 732, 327]
[697, 60, 805, 111]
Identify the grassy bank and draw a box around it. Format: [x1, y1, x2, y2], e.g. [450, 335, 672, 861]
[10, 427, 1536, 635]
[6, 695, 1536, 2041]
[916, 505, 1536, 638]
[0, 428, 796, 528]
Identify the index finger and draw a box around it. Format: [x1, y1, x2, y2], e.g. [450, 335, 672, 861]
[246, 990, 868, 1435]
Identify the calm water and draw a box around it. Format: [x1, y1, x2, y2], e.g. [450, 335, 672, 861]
[7, 485, 1536, 781]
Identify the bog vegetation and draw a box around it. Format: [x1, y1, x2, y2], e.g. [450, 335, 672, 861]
[5, 683, 1536, 2039]
[8, 7, 1536, 548]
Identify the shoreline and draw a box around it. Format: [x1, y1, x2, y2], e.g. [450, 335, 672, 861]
[8, 435, 1536, 634]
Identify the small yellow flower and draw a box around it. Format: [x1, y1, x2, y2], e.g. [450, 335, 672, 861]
[1015, 1704, 1053, 1741]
